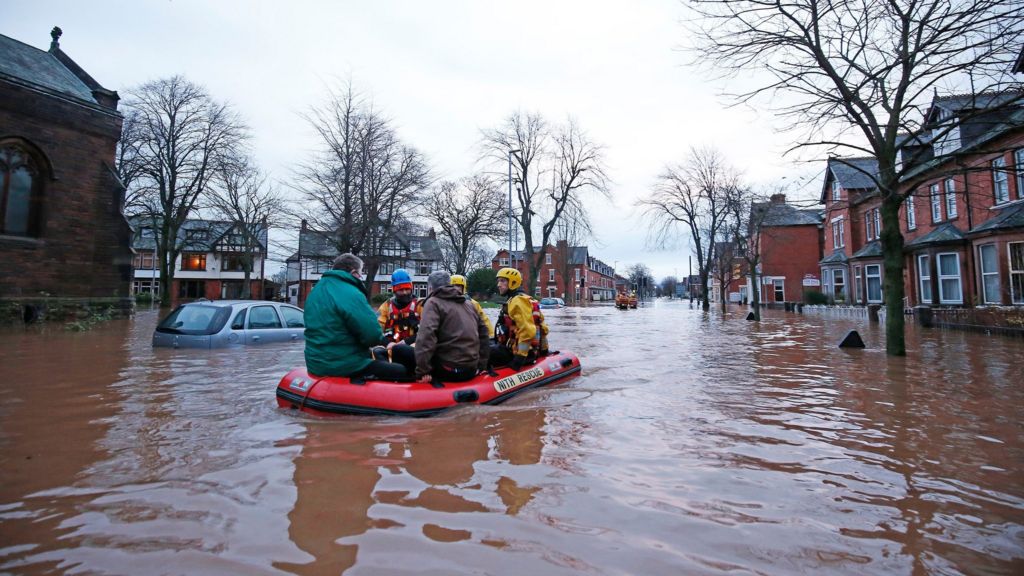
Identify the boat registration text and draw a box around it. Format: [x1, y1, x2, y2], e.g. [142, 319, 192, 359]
[493, 367, 545, 393]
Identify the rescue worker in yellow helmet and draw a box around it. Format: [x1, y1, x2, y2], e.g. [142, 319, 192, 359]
[491, 267, 549, 371]
[450, 274, 493, 338]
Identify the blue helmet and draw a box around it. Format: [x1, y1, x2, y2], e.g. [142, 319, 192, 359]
[391, 268, 412, 287]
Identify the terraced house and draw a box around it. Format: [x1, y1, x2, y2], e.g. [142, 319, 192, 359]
[821, 89, 1024, 317]
[286, 220, 443, 307]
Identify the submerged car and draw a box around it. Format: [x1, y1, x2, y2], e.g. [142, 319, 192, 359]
[539, 297, 565, 309]
[153, 300, 305, 348]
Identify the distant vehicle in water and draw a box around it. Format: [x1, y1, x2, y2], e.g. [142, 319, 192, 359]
[615, 292, 630, 310]
[153, 300, 305, 348]
[539, 297, 565, 309]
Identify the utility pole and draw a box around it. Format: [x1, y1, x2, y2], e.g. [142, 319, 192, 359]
[688, 255, 693, 303]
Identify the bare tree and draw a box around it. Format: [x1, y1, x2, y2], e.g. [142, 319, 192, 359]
[294, 82, 430, 294]
[687, 0, 1023, 354]
[553, 203, 590, 304]
[481, 113, 609, 293]
[206, 156, 288, 299]
[625, 263, 655, 300]
[640, 146, 740, 311]
[711, 239, 740, 312]
[660, 276, 678, 298]
[121, 76, 248, 307]
[425, 175, 507, 274]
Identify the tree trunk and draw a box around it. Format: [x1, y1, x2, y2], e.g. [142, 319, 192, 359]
[751, 272, 761, 321]
[880, 192, 907, 355]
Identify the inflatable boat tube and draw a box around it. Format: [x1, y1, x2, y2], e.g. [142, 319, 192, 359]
[276, 351, 582, 417]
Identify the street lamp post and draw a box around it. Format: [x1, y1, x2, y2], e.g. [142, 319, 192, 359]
[508, 149, 522, 269]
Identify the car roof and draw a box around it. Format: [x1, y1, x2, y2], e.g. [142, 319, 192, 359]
[183, 300, 299, 309]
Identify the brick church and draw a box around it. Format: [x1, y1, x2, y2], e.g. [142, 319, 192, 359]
[0, 27, 133, 321]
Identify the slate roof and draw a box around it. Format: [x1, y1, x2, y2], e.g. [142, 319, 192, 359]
[851, 241, 883, 259]
[290, 226, 441, 262]
[928, 91, 1024, 117]
[130, 217, 268, 252]
[904, 223, 966, 247]
[821, 157, 878, 202]
[754, 201, 824, 227]
[0, 31, 108, 108]
[970, 202, 1024, 234]
[820, 251, 849, 265]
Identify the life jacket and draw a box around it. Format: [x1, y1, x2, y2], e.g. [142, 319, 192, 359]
[384, 296, 419, 342]
[495, 292, 544, 352]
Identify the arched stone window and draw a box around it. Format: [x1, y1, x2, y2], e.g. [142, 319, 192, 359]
[0, 142, 45, 237]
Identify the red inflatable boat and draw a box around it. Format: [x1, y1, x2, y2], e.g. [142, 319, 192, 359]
[276, 351, 582, 417]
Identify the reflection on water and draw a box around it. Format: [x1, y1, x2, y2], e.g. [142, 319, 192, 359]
[0, 303, 1022, 575]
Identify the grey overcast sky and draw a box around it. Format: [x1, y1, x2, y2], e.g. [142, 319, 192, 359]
[3, 0, 823, 279]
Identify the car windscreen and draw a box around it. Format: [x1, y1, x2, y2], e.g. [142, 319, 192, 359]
[540, 298, 555, 305]
[156, 305, 231, 335]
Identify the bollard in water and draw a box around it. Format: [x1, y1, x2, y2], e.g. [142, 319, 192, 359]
[838, 330, 865, 348]
[746, 311, 756, 321]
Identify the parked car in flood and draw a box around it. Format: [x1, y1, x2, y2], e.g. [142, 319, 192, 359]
[152, 300, 305, 348]
[539, 297, 565, 309]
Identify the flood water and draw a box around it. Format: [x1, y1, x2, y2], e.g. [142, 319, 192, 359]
[1, 300, 1022, 575]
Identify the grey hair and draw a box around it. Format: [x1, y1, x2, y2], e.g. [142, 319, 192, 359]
[427, 270, 451, 293]
[333, 253, 363, 273]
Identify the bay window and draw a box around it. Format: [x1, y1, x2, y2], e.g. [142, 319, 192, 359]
[865, 264, 882, 303]
[979, 244, 1000, 304]
[1010, 242, 1024, 305]
[937, 253, 962, 304]
[918, 255, 932, 304]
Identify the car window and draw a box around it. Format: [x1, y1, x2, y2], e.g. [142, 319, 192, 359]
[280, 306, 304, 328]
[230, 308, 247, 330]
[157, 305, 230, 335]
[540, 298, 554, 305]
[247, 305, 283, 329]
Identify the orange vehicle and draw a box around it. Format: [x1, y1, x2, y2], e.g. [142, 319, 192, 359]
[628, 292, 638, 308]
[615, 292, 629, 310]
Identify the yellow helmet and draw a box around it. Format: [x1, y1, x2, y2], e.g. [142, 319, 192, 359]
[497, 267, 522, 290]
[450, 274, 467, 291]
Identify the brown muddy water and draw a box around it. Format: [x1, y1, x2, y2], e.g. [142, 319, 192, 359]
[0, 300, 1022, 575]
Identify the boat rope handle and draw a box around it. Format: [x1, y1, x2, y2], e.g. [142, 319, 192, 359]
[299, 377, 325, 411]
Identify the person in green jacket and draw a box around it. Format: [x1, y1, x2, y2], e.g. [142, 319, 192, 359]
[303, 253, 408, 380]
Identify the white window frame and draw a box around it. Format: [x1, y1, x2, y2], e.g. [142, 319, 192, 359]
[865, 211, 874, 241]
[831, 178, 841, 202]
[548, 269, 555, 282]
[547, 286, 557, 297]
[499, 257, 509, 266]
[773, 278, 785, 302]
[831, 218, 845, 249]
[906, 195, 916, 230]
[545, 253, 552, 264]
[937, 252, 963, 304]
[1015, 149, 1024, 200]
[979, 244, 1000, 304]
[575, 268, 580, 281]
[918, 255, 932, 304]
[993, 157, 1009, 204]
[832, 268, 846, 302]
[1010, 242, 1024, 305]
[854, 266, 862, 304]
[865, 264, 882, 303]
[944, 178, 957, 218]
[930, 183, 942, 222]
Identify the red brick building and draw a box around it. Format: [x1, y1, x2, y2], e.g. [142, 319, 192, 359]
[821, 91, 1024, 310]
[0, 28, 133, 320]
[491, 240, 616, 303]
[750, 195, 824, 304]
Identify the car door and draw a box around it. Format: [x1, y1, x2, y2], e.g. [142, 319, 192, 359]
[245, 304, 288, 344]
[277, 304, 305, 342]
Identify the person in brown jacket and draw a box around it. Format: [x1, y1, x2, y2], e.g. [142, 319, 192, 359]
[414, 271, 490, 383]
